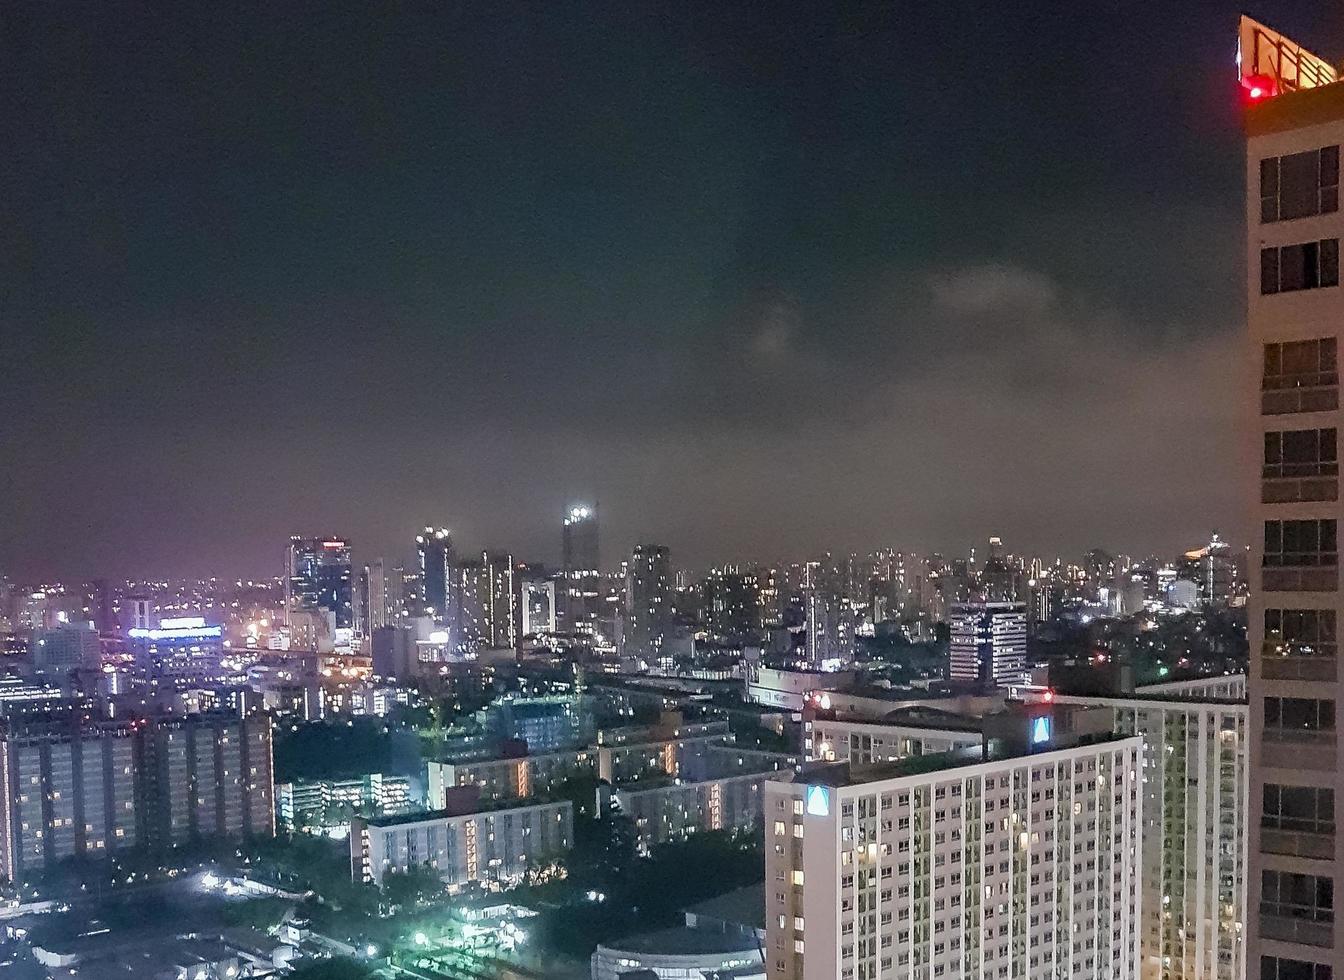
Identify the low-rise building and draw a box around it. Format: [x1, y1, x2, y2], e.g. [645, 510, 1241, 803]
[350, 798, 572, 891]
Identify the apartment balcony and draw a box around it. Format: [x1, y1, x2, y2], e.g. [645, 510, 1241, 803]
[1263, 475, 1339, 503]
[1261, 654, 1338, 682]
[1259, 912, 1334, 948]
[1261, 734, 1337, 771]
[1262, 565, 1339, 592]
[1260, 827, 1336, 860]
[1262, 377, 1339, 416]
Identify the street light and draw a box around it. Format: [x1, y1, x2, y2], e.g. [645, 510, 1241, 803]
[414, 932, 428, 946]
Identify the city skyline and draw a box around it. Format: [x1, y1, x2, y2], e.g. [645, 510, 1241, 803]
[10, 4, 1344, 579]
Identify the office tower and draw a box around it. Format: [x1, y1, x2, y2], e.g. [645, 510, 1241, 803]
[702, 570, 762, 641]
[561, 505, 600, 636]
[286, 535, 354, 630]
[86, 579, 114, 634]
[123, 595, 154, 632]
[625, 544, 672, 662]
[31, 622, 100, 673]
[127, 617, 225, 686]
[361, 559, 391, 633]
[483, 551, 517, 649]
[1055, 680, 1249, 980]
[371, 626, 418, 681]
[454, 558, 487, 650]
[521, 576, 557, 637]
[138, 711, 275, 847]
[0, 716, 140, 881]
[1241, 17, 1344, 980]
[416, 527, 454, 623]
[764, 708, 1143, 980]
[948, 601, 1027, 688]
[803, 590, 854, 668]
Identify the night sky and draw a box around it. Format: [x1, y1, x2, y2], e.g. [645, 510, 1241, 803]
[7, 2, 1344, 580]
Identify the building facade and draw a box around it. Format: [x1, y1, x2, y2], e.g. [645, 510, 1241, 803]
[1055, 689, 1249, 980]
[1242, 19, 1344, 980]
[286, 536, 354, 631]
[948, 601, 1027, 688]
[350, 798, 572, 891]
[764, 731, 1143, 980]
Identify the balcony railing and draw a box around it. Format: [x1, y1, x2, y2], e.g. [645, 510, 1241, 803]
[1259, 911, 1334, 948]
[1261, 651, 1338, 681]
[1263, 373, 1339, 416]
[1260, 827, 1336, 860]
[1262, 565, 1339, 592]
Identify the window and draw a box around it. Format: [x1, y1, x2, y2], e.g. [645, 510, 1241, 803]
[1264, 520, 1337, 566]
[1262, 146, 1340, 222]
[1262, 956, 1333, 980]
[1265, 338, 1338, 394]
[1265, 429, 1338, 478]
[1264, 696, 1335, 738]
[1264, 609, 1337, 658]
[1262, 869, 1333, 923]
[1262, 784, 1335, 835]
[1262, 239, 1340, 293]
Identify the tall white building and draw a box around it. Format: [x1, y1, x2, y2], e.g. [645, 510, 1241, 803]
[764, 708, 1143, 980]
[1054, 679, 1249, 980]
[948, 601, 1027, 688]
[1240, 17, 1344, 980]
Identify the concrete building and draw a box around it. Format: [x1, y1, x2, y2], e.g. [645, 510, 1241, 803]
[625, 544, 673, 666]
[0, 717, 139, 881]
[0, 711, 274, 880]
[1242, 18, 1344, 980]
[1053, 681, 1249, 980]
[350, 798, 572, 891]
[804, 716, 984, 765]
[138, 711, 276, 848]
[286, 536, 354, 631]
[562, 505, 601, 638]
[948, 601, 1028, 688]
[764, 708, 1143, 980]
[276, 773, 415, 832]
[31, 623, 100, 674]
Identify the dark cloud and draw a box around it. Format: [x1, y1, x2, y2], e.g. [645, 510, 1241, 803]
[1, 2, 1334, 578]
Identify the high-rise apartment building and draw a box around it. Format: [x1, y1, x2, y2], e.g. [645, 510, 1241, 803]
[1242, 17, 1344, 980]
[0, 716, 139, 881]
[948, 601, 1027, 688]
[625, 544, 672, 662]
[0, 711, 274, 881]
[520, 575, 557, 638]
[137, 711, 275, 847]
[803, 590, 855, 668]
[1054, 680, 1249, 980]
[562, 505, 600, 637]
[416, 527, 454, 624]
[286, 536, 354, 630]
[483, 551, 517, 649]
[764, 707, 1143, 980]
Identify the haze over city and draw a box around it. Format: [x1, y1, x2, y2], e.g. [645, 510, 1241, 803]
[10, 3, 1343, 579]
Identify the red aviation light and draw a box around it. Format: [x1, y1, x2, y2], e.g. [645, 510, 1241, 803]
[1241, 73, 1277, 103]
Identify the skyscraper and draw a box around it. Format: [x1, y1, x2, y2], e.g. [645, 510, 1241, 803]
[948, 601, 1027, 688]
[482, 551, 517, 649]
[286, 536, 354, 630]
[625, 544, 672, 662]
[803, 589, 854, 668]
[416, 527, 454, 624]
[1242, 17, 1344, 979]
[561, 505, 600, 636]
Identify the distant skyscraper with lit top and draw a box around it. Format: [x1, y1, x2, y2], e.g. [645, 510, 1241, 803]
[286, 535, 353, 630]
[561, 505, 600, 637]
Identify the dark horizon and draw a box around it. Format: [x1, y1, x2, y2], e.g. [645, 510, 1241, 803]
[7, 2, 1344, 581]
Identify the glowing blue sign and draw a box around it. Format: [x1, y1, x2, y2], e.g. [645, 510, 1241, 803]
[1030, 716, 1052, 745]
[128, 625, 223, 641]
[806, 785, 830, 817]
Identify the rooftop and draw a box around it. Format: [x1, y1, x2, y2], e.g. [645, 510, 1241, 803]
[683, 884, 766, 932]
[802, 731, 1137, 788]
[596, 924, 761, 957]
[361, 795, 571, 828]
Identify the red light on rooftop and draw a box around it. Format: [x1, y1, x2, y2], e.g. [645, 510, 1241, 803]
[1241, 73, 1276, 103]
